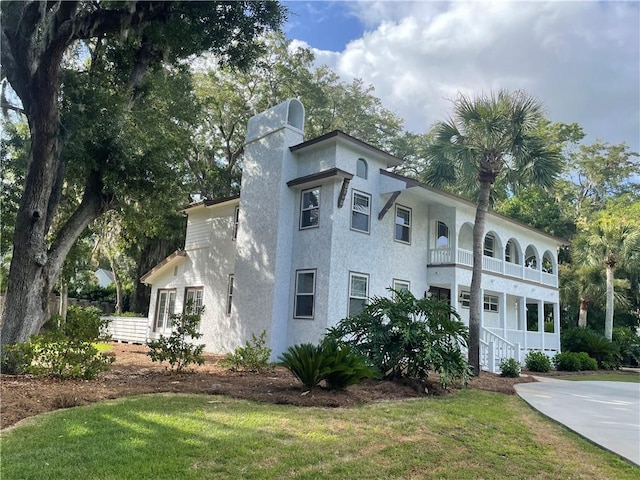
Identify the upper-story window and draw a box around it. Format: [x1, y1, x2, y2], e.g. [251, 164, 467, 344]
[232, 206, 240, 240]
[351, 190, 371, 233]
[483, 234, 495, 257]
[395, 205, 411, 244]
[356, 158, 368, 179]
[436, 221, 449, 248]
[300, 187, 320, 229]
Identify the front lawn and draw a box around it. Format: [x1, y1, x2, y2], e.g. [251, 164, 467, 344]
[1, 391, 637, 479]
[554, 372, 640, 383]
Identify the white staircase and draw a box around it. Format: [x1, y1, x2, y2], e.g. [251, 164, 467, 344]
[480, 328, 522, 374]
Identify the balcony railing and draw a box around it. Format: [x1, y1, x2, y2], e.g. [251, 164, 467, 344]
[428, 247, 558, 287]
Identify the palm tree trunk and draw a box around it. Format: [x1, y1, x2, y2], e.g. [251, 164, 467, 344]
[604, 264, 614, 340]
[578, 298, 589, 327]
[469, 179, 492, 375]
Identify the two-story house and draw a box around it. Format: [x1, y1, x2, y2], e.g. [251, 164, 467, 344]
[141, 99, 563, 372]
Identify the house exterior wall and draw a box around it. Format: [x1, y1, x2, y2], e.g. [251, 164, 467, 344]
[144, 99, 562, 363]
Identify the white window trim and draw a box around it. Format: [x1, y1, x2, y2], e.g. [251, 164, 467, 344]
[484, 294, 499, 312]
[154, 289, 176, 331]
[436, 220, 450, 248]
[226, 275, 234, 315]
[300, 187, 320, 230]
[348, 272, 369, 317]
[294, 269, 316, 319]
[351, 190, 371, 234]
[232, 206, 240, 240]
[356, 158, 368, 179]
[392, 279, 410, 294]
[394, 205, 411, 244]
[484, 234, 495, 257]
[184, 287, 204, 313]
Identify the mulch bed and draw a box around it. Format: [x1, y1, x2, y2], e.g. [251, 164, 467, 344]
[1, 342, 536, 430]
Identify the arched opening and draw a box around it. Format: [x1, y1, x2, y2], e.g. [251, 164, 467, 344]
[356, 158, 368, 179]
[505, 238, 522, 264]
[525, 245, 539, 269]
[483, 231, 503, 259]
[286, 99, 305, 131]
[458, 223, 473, 251]
[542, 250, 556, 273]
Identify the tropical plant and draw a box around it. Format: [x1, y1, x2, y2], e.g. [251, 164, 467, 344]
[525, 351, 552, 373]
[278, 343, 331, 392]
[612, 327, 640, 367]
[326, 289, 471, 388]
[561, 327, 619, 368]
[147, 306, 205, 373]
[553, 352, 597, 372]
[499, 358, 521, 378]
[423, 90, 561, 374]
[221, 331, 272, 372]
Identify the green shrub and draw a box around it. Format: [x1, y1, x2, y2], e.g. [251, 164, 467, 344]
[553, 351, 597, 371]
[147, 306, 205, 372]
[525, 351, 552, 373]
[612, 327, 640, 367]
[222, 331, 272, 372]
[1, 306, 114, 379]
[561, 327, 619, 369]
[499, 358, 521, 377]
[325, 289, 470, 388]
[278, 340, 378, 392]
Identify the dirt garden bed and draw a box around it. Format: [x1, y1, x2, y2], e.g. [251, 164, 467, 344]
[1, 342, 536, 430]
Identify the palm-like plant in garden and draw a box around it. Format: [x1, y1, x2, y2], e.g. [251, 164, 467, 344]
[424, 90, 561, 375]
[575, 214, 640, 339]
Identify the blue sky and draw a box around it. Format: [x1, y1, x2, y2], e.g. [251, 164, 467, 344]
[282, 1, 640, 154]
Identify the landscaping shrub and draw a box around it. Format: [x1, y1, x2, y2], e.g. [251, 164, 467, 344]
[553, 351, 597, 371]
[561, 327, 619, 369]
[325, 289, 471, 388]
[525, 351, 552, 373]
[222, 331, 272, 372]
[147, 306, 205, 372]
[499, 358, 521, 377]
[612, 327, 640, 367]
[278, 339, 378, 392]
[0, 306, 114, 379]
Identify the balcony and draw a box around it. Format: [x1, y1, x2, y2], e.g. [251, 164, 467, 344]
[428, 247, 558, 287]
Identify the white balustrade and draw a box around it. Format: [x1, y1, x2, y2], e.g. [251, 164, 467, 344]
[482, 255, 502, 273]
[457, 248, 473, 266]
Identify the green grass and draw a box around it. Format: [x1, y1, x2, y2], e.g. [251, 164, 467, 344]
[555, 372, 640, 383]
[93, 342, 113, 352]
[1, 392, 637, 479]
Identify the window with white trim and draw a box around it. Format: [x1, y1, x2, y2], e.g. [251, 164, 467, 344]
[351, 191, 371, 233]
[436, 221, 449, 248]
[356, 158, 368, 179]
[348, 272, 369, 317]
[232, 206, 240, 240]
[459, 291, 471, 308]
[394, 205, 411, 243]
[294, 270, 316, 318]
[154, 289, 176, 331]
[300, 187, 320, 229]
[184, 287, 203, 313]
[483, 234, 495, 257]
[226, 275, 234, 315]
[484, 294, 499, 312]
[392, 279, 410, 294]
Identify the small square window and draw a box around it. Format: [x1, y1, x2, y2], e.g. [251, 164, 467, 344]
[392, 279, 410, 296]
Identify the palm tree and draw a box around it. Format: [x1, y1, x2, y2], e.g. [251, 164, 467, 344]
[576, 215, 640, 339]
[424, 90, 561, 375]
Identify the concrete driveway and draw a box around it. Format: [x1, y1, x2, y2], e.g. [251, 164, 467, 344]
[515, 379, 640, 465]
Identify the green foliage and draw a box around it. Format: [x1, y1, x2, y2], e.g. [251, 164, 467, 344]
[561, 327, 620, 368]
[1, 306, 114, 379]
[525, 351, 552, 373]
[278, 339, 378, 392]
[553, 352, 598, 371]
[612, 327, 640, 367]
[499, 358, 521, 377]
[146, 307, 205, 372]
[326, 289, 471, 389]
[221, 331, 272, 372]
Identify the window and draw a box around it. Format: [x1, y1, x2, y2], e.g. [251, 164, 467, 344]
[232, 206, 240, 240]
[154, 289, 176, 331]
[351, 191, 371, 233]
[459, 291, 499, 312]
[226, 275, 234, 315]
[392, 279, 410, 294]
[356, 158, 368, 179]
[300, 187, 320, 229]
[484, 294, 499, 312]
[483, 234, 495, 257]
[294, 270, 316, 318]
[505, 240, 513, 263]
[348, 273, 369, 316]
[394, 205, 411, 243]
[436, 221, 449, 248]
[184, 287, 203, 313]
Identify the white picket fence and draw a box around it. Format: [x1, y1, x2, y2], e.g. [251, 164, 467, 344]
[103, 316, 149, 344]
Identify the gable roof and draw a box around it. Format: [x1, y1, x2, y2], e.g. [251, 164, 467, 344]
[140, 250, 187, 284]
[180, 194, 240, 214]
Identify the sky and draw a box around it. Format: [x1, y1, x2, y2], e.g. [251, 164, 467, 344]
[283, 1, 640, 153]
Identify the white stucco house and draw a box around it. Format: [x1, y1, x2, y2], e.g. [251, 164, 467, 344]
[141, 99, 563, 372]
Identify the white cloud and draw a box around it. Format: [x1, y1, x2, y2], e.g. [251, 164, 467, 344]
[302, 1, 640, 151]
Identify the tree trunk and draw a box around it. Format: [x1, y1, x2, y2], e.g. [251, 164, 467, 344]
[469, 179, 493, 375]
[578, 298, 589, 328]
[107, 251, 124, 316]
[604, 263, 615, 340]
